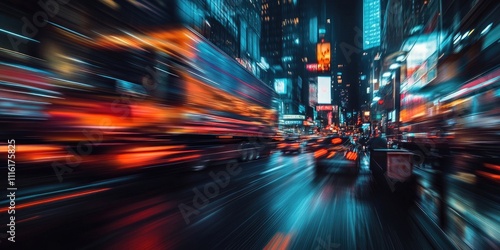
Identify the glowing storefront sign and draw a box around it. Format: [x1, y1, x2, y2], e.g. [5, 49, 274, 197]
[306, 63, 318, 72]
[283, 114, 305, 120]
[283, 120, 303, 125]
[316, 105, 336, 111]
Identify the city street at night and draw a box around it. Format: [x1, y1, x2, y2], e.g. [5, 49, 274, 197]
[1, 0, 499, 249]
[9, 152, 453, 249]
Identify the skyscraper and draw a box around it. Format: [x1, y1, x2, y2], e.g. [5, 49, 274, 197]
[261, 0, 302, 131]
[176, 0, 262, 77]
[299, 0, 338, 128]
[363, 0, 381, 50]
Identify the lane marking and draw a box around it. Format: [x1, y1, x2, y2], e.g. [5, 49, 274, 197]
[260, 164, 287, 175]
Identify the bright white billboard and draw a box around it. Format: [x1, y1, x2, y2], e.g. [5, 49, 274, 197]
[274, 78, 287, 94]
[317, 76, 331, 104]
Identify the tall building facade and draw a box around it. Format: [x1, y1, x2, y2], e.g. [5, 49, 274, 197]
[362, 0, 381, 50]
[235, 0, 262, 77]
[176, 0, 262, 78]
[261, 0, 303, 131]
[261, 0, 343, 132]
[299, 0, 338, 130]
[359, 51, 372, 123]
[336, 63, 351, 126]
[367, 0, 427, 130]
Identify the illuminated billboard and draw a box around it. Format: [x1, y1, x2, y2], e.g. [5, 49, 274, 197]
[274, 78, 288, 94]
[402, 33, 440, 89]
[403, 35, 437, 77]
[283, 114, 305, 120]
[316, 42, 330, 72]
[316, 105, 337, 111]
[283, 120, 303, 125]
[363, 0, 381, 50]
[317, 76, 331, 104]
[306, 63, 318, 72]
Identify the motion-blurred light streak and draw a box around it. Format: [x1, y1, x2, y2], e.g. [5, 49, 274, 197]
[0, 188, 110, 213]
[264, 233, 293, 250]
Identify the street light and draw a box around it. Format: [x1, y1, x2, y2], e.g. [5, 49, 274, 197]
[395, 54, 407, 62]
[382, 51, 408, 139]
[389, 63, 401, 70]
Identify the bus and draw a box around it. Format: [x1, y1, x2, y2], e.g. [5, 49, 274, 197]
[0, 1, 278, 181]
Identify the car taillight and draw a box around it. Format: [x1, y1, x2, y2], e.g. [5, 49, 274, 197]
[345, 151, 358, 160]
[314, 149, 328, 158]
[326, 151, 336, 158]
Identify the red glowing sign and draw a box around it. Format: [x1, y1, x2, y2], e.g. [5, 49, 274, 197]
[306, 64, 318, 72]
[316, 105, 335, 111]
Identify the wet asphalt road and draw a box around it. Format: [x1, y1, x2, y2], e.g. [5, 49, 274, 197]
[9, 151, 435, 249]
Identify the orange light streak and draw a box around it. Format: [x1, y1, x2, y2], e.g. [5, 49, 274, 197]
[264, 233, 293, 250]
[0, 188, 110, 213]
[314, 149, 328, 158]
[327, 151, 336, 159]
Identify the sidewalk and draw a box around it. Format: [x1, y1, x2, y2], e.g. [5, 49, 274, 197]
[410, 203, 459, 250]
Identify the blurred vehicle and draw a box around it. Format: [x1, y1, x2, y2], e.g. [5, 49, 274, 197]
[0, 1, 280, 178]
[313, 136, 360, 174]
[284, 133, 300, 140]
[303, 137, 321, 152]
[281, 138, 302, 154]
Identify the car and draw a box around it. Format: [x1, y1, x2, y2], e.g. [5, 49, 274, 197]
[313, 135, 360, 174]
[281, 138, 302, 154]
[303, 137, 321, 152]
